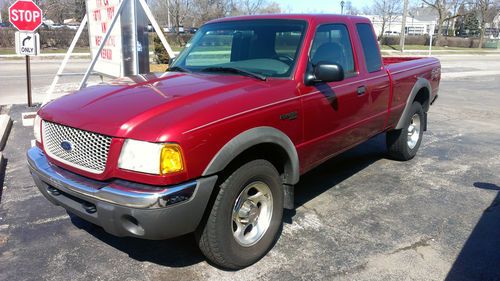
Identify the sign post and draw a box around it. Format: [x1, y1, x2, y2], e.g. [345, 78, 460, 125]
[9, 0, 42, 107]
[428, 24, 435, 56]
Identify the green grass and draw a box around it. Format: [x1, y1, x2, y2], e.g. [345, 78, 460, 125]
[0, 47, 90, 55]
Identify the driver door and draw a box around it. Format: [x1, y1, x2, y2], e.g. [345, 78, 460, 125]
[299, 23, 372, 169]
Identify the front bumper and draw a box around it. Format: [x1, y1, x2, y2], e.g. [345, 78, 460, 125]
[27, 147, 218, 240]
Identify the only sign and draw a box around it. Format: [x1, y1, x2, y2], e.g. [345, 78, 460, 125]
[9, 0, 43, 32]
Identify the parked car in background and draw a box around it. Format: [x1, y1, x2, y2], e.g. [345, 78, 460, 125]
[177, 25, 185, 33]
[384, 30, 400, 36]
[163, 26, 174, 33]
[0, 22, 11, 29]
[29, 14, 440, 270]
[48, 23, 64, 29]
[65, 24, 79, 30]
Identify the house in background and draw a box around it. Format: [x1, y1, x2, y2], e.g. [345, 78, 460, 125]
[361, 14, 437, 37]
[485, 9, 500, 38]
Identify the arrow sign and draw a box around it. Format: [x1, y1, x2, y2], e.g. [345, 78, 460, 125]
[15, 32, 39, 56]
[22, 36, 32, 47]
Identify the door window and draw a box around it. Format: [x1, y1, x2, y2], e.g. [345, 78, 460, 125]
[310, 24, 356, 75]
[356, 23, 382, 73]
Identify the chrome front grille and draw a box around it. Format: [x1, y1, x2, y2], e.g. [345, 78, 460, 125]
[42, 121, 112, 174]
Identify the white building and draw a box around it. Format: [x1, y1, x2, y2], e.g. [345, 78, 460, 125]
[361, 15, 437, 36]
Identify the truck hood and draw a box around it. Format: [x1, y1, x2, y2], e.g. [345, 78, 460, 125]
[39, 72, 267, 141]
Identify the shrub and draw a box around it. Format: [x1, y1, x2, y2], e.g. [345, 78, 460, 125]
[435, 37, 484, 48]
[152, 33, 193, 64]
[0, 28, 89, 49]
[380, 35, 430, 46]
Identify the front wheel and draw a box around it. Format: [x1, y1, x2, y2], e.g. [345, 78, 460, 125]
[196, 159, 284, 269]
[386, 101, 425, 161]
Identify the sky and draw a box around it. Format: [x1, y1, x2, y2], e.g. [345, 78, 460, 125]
[273, 0, 368, 14]
[0, 0, 371, 13]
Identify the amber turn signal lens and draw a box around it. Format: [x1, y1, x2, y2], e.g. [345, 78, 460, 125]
[160, 144, 184, 174]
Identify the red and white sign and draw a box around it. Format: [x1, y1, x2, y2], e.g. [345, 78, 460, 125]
[87, 0, 123, 77]
[9, 0, 43, 32]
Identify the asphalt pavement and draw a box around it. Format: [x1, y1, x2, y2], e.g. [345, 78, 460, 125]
[0, 55, 499, 280]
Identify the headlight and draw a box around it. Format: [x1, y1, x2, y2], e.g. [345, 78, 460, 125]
[33, 114, 42, 143]
[118, 139, 184, 175]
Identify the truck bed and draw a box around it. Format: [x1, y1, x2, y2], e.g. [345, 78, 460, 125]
[383, 56, 441, 129]
[382, 56, 425, 65]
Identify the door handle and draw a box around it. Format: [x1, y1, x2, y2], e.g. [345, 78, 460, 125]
[357, 86, 366, 96]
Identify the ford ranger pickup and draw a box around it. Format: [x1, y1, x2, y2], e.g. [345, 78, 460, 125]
[27, 14, 440, 269]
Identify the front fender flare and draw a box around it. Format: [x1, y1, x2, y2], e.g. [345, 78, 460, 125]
[202, 126, 300, 185]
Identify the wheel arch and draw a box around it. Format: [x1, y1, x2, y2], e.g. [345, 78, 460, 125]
[202, 127, 300, 185]
[395, 78, 432, 130]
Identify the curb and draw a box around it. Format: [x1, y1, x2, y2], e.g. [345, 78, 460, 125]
[0, 115, 13, 151]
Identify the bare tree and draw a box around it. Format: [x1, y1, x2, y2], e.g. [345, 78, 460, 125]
[365, 0, 402, 38]
[149, 0, 282, 28]
[169, 0, 191, 34]
[74, 0, 86, 21]
[345, 1, 360, 15]
[476, 0, 497, 48]
[421, 0, 468, 40]
[44, 0, 75, 23]
[241, 0, 264, 14]
[257, 2, 281, 14]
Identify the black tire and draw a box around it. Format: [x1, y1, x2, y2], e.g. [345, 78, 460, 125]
[386, 101, 425, 161]
[196, 159, 284, 269]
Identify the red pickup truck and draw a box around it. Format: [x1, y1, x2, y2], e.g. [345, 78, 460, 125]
[28, 14, 440, 269]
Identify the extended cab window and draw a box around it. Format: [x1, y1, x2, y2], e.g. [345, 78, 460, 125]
[356, 23, 382, 73]
[171, 20, 307, 78]
[310, 24, 356, 75]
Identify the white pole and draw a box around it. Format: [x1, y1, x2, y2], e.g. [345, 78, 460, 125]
[138, 0, 176, 59]
[429, 24, 434, 56]
[78, 0, 128, 90]
[42, 14, 89, 106]
[400, 0, 409, 53]
[429, 33, 433, 56]
[167, 0, 171, 28]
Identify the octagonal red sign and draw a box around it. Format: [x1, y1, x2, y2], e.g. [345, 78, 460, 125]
[9, 0, 43, 32]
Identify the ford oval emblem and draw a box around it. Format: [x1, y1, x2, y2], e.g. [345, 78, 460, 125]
[60, 140, 74, 152]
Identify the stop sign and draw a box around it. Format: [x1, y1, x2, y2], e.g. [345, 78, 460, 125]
[9, 0, 43, 32]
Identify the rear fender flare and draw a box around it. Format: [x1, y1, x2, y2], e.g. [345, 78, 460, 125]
[395, 78, 431, 129]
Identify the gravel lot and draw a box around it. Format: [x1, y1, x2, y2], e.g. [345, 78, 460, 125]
[0, 55, 499, 281]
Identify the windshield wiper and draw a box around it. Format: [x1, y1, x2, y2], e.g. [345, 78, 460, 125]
[200, 67, 267, 81]
[166, 66, 191, 73]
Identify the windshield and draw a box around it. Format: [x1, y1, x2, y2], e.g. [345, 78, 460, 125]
[170, 19, 307, 78]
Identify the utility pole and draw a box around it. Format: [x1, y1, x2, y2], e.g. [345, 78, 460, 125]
[167, 0, 171, 28]
[399, 0, 409, 53]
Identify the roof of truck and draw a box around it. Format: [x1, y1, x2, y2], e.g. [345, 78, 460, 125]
[207, 14, 371, 25]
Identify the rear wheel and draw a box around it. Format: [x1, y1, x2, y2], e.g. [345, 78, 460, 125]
[387, 101, 425, 161]
[196, 159, 284, 269]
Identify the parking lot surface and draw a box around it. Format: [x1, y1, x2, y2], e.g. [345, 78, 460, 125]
[0, 56, 499, 281]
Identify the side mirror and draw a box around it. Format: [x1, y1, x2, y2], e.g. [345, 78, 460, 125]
[313, 62, 344, 83]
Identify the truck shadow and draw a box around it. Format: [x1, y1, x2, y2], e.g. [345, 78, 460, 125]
[291, 133, 386, 210]
[445, 182, 500, 281]
[71, 134, 388, 268]
[0, 157, 8, 203]
[69, 213, 205, 267]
